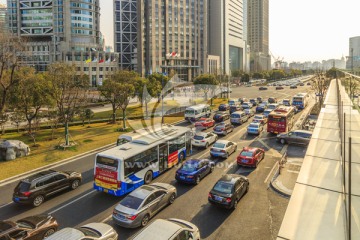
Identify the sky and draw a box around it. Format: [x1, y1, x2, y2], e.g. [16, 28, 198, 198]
[1, 0, 359, 63]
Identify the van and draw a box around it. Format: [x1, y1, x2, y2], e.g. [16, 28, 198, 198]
[132, 218, 200, 240]
[185, 104, 211, 122]
[230, 111, 248, 125]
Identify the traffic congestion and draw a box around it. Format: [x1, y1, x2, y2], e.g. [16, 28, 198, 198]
[0, 78, 315, 240]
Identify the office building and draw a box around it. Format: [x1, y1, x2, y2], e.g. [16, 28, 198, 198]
[137, 0, 214, 81]
[247, 0, 271, 72]
[6, 0, 118, 86]
[114, 0, 138, 71]
[346, 36, 360, 70]
[208, 0, 248, 75]
[0, 3, 6, 32]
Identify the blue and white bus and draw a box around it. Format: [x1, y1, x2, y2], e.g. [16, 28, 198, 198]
[94, 125, 192, 196]
[292, 93, 309, 110]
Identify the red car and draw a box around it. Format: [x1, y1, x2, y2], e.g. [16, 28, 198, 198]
[194, 118, 215, 129]
[237, 147, 265, 168]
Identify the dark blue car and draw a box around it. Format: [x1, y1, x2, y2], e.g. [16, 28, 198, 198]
[175, 159, 215, 184]
[256, 103, 268, 113]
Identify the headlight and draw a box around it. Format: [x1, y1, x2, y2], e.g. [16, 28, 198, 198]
[277, 134, 281, 137]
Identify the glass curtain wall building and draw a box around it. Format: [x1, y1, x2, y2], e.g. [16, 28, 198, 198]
[137, 0, 208, 81]
[6, 0, 118, 86]
[114, 0, 138, 71]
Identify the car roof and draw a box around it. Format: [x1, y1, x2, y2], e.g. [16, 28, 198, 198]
[249, 122, 260, 126]
[23, 170, 57, 182]
[231, 111, 244, 114]
[242, 147, 259, 152]
[44, 228, 84, 240]
[218, 174, 244, 183]
[184, 159, 206, 165]
[130, 185, 156, 199]
[215, 140, 231, 144]
[194, 132, 207, 137]
[132, 219, 182, 240]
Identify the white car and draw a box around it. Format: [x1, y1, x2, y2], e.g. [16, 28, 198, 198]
[247, 122, 264, 135]
[192, 132, 218, 148]
[210, 140, 237, 159]
[244, 108, 255, 117]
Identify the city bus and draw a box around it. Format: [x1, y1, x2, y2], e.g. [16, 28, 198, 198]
[94, 125, 192, 196]
[267, 106, 295, 134]
[292, 93, 309, 110]
[184, 104, 211, 122]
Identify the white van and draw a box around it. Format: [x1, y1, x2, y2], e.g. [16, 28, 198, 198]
[132, 218, 200, 240]
[228, 98, 240, 106]
[185, 104, 211, 122]
[230, 111, 248, 125]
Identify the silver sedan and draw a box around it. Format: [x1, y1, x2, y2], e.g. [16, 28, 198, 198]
[112, 183, 177, 228]
[210, 140, 237, 159]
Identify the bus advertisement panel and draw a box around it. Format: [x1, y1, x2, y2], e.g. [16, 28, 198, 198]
[267, 106, 295, 134]
[94, 125, 191, 196]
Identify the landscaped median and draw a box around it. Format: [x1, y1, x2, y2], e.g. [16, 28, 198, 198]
[0, 116, 183, 181]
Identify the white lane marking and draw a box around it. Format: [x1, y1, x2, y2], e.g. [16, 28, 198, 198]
[48, 190, 96, 214]
[102, 215, 113, 223]
[264, 161, 280, 184]
[225, 163, 235, 172]
[0, 202, 13, 209]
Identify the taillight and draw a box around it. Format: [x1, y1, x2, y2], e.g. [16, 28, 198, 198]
[221, 150, 226, 153]
[113, 210, 118, 215]
[22, 191, 31, 197]
[126, 215, 138, 221]
[226, 198, 232, 203]
[221, 128, 225, 131]
[201, 140, 206, 142]
[208, 193, 213, 198]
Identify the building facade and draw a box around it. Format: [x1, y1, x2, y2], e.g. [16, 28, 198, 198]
[6, 0, 118, 86]
[208, 0, 248, 75]
[347, 36, 360, 70]
[137, 0, 209, 81]
[114, 0, 138, 71]
[247, 0, 271, 72]
[0, 3, 6, 32]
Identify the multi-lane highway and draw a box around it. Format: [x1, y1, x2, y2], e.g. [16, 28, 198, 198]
[0, 84, 313, 240]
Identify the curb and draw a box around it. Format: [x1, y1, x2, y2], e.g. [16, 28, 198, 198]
[0, 119, 188, 187]
[269, 180, 291, 198]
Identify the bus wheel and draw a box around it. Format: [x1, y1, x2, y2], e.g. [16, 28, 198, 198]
[144, 171, 153, 184]
[179, 152, 185, 162]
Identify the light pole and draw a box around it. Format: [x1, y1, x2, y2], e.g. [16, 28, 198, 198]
[161, 77, 164, 124]
[228, 59, 232, 99]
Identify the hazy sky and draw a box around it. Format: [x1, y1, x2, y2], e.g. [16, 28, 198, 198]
[1, 0, 359, 63]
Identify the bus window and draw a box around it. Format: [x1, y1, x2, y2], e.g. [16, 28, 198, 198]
[124, 147, 158, 177]
[169, 135, 186, 153]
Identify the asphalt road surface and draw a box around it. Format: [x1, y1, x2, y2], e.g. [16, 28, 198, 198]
[0, 84, 312, 240]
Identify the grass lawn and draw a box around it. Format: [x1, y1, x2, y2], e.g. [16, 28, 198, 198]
[0, 116, 183, 181]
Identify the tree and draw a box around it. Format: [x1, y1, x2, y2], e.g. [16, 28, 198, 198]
[326, 67, 345, 79]
[0, 34, 26, 113]
[193, 74, 218, 100]
[147, 73, 169, 103]
[0, 112, 8, 134]
[10, 67, 52, 134]
[99, 70, 137, 128]
[231, 69, 243, 78]
[312, 71, 330, 106]
[45, 63, 89, 146]
[10, 109, 25, 133]
[133, 77, 148, 107]
[252, 72, 264, 79]
[241, 73, 250, 82]
[85, 109, 94, 125]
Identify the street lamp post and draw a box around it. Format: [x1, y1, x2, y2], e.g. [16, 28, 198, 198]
[228, 59, 232, 99]
[161, 77, 164, 124]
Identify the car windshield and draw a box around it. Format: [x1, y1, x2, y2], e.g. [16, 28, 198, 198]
[16, 220, 35, 229]
[17, 182, 31, 192]
[213, 143, 225, 148]
[249, 124, 258, 128]
[231, 114, 240, 118]
[254, 116, 262, 120]
[120, 195, 144, 210]
[77, 227, 101, 238]
[240, 151, 254, 157]
[181, 164, 197, 172]
[193, 135, 204, 140]
[213, 181, 233, 194]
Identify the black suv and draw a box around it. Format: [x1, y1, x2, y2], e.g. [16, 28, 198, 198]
[213, 111, 230, 122]
[13, 170, 82, 207]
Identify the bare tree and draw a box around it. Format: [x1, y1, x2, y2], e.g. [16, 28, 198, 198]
[45, 63, 89, 146]
[0, 34, 26, 113]
[311, 71, 330, 106]
[10, 109, 25, 133]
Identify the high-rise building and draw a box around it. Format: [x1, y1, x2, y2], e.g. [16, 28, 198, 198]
[208, 0, 248, 74]
[114, 0, 138, 71]
[6, 0, 118, 86]
[137, 0, 210, 81]
[346, 36, 360, 70]
[0, 3, 6, 32]
[247, 0, 271, 72]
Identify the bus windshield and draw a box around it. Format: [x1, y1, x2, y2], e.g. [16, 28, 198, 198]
[293, 97, 303, 102]
[185, 109, 195, 114]
[96, 156, 118, 169]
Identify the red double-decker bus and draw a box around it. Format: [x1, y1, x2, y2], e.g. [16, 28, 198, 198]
[267, 106, 295, 134]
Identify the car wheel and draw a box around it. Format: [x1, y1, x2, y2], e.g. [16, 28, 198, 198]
[144, 171, 153, 184]
[280, 138, 286, 144]
[233, 199, 238, 209]
[32, 195, 44, 207]
[224, 131, 228, 136]
[195, 176, 201, 185]
[245, 185, 249, 194]
[210, 164, 215, 173]
[262, 153, 265, 160]
[141, 214, 150, 227]
[205, 143, 209, 149]
[168, 192, 176, 204]
[71, 179, 80, 190]
[43, 228, 56, 238]
[255, 160, 259, 168]
[224, 153, 229, 159]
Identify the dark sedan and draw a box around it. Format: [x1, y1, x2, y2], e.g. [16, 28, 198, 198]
[213, 111, 230, 122]
[277, 130, 312, 145]
[229, 104, 242, 114]
[0, 215, 58, 240]
[208, 174, 249, 209]
[176, 159, 215, 184]
[259, 87, 268, 90]
[13, 170, 82, 207]
[256, 103, 267, 113]
[276, 86, 284, 90]
[241, 102, 252, 109]
[218, 104, 230, 111]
